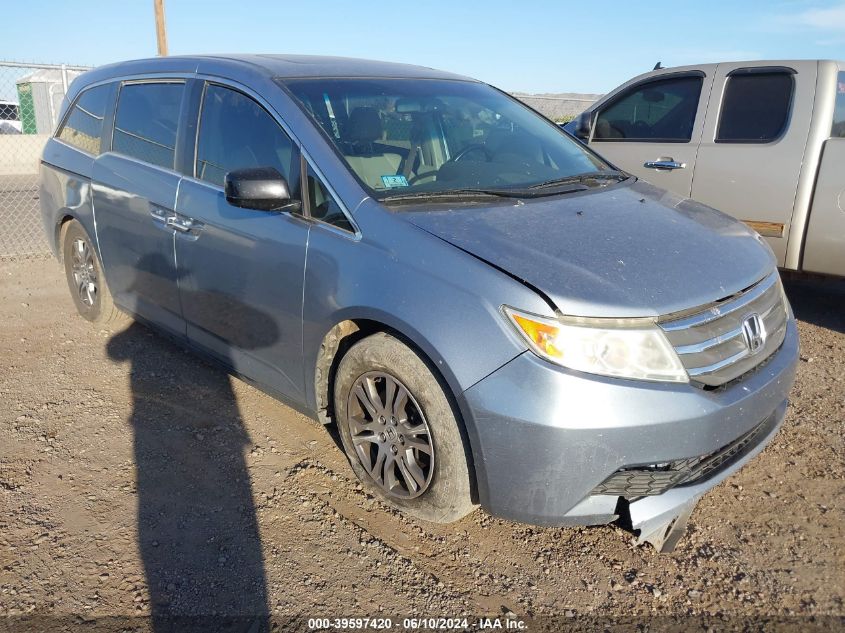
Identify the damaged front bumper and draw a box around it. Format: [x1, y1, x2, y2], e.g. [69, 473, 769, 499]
[625, 399, 786, 552]
[459, 320, 798, 550]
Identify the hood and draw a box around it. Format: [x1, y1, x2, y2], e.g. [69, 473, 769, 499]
[401, 180, 776, 318]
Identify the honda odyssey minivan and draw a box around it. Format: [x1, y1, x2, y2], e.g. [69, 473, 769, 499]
[40, 55, 798, 551]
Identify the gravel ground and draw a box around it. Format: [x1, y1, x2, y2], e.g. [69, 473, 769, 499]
[0, 258, 843, 632]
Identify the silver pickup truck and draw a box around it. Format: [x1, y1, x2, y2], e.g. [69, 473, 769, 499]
[567, 60, 845, 277]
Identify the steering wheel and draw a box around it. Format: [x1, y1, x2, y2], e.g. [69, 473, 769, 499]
[406, 171, 436, 186]
[450, 143, 494, 163]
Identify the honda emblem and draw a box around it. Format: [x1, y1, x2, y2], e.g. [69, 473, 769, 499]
[741, 313, 766, 354]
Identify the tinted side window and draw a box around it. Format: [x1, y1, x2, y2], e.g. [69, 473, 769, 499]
[593, 76, 703, 142]
[56, 84, 112, 155]
[717, 72, 793, 143]
[113, 82, 183, 169]
[195, 84, 295, 187]
[832, 72, 845, 138]
[306, 164, 353, 232]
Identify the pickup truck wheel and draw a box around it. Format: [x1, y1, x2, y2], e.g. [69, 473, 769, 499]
[334, 332, 475, 523]
[61, 220, 127, 325]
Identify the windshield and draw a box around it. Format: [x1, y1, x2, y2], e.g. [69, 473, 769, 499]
[281, 78, 614, 199]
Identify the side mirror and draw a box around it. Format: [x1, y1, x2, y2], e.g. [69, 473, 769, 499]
[224, 167, 301, 212]
[567, 110, 592, 142]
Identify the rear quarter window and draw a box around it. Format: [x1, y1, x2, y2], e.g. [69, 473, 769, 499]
[56, 84, 112, 155]
[832, 72, 845, 138]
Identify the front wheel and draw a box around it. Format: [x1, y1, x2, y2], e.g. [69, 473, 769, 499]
[334, 332, 475, 523]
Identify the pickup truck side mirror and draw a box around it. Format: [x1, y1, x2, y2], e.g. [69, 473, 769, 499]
[567, 111, 592, 142]
[224, 167, 301, 213]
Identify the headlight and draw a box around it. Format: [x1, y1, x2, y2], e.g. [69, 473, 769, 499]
[503, 306, 689, 383]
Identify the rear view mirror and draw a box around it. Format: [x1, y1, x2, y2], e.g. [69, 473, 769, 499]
[224, 167, 301, 212]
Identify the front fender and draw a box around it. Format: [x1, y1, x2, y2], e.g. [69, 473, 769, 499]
[301, 200, 553, 413]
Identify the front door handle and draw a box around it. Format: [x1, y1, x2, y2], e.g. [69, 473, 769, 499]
[644, 159, 686, 170]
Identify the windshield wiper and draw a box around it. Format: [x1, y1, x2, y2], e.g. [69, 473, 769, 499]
[528, 170, 629, 190]
[380, 189, 516, 203]
[381, 183, 589, 203]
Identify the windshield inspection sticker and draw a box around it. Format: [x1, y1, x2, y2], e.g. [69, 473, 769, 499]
[381, 175, 409, 189]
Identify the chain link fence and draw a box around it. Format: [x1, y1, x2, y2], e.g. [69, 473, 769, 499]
[0, 61, 90, 259]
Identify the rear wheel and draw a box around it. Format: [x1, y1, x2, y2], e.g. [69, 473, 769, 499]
[61, 220, 127, 325]
[334, 332, 475, 523]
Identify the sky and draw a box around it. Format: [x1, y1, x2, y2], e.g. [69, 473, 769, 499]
[1, 0, 844, 94]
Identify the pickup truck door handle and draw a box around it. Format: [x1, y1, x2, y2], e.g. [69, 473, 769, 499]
[644, 159, 687, 170]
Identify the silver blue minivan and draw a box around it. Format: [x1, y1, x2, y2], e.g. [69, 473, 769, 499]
[39, 55, 798, 551]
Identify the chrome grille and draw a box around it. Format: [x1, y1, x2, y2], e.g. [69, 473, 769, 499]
[659, 272, 789, 387]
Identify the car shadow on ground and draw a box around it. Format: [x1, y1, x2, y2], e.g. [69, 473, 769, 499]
[106, 252, 276, 632]
[107, 322, 271, 632]
[782, 275, 845, 335]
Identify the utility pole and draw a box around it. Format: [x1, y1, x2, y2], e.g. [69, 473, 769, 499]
[154, 0, 168, 56]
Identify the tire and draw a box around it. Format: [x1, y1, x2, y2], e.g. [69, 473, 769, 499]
[334, 332, 475, 523]
[61, 220, 127, 325]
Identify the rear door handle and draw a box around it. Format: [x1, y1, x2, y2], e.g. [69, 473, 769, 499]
[165, 216, 202, 233]
[149, 204, 172, 224]
[644, 159, 686, 170]
[165, 217, 191, 232]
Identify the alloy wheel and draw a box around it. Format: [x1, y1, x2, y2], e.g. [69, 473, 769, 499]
[346, 371, 434, 499]
[70, 238, 98, 307]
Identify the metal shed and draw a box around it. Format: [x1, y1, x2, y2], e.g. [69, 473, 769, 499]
[15, 68, 83, 134]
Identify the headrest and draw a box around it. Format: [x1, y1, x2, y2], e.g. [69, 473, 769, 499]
[347, 107, 382, 142]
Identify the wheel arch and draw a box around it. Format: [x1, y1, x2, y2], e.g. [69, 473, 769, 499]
[55, 213, 78, 263]
[312, 313, 479, 502]
[313, 312, 464, 425]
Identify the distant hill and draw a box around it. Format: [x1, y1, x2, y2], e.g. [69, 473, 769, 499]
[511, 92, 603, 122]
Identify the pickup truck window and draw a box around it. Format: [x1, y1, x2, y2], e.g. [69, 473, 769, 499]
[56, 84, 112, 156]
[832, 72, 845, 138]
[716, 72, 793, 143]
[593, 75, 703, 142]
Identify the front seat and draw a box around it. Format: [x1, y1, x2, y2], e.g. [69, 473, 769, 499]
[343, 107, 403, 189]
